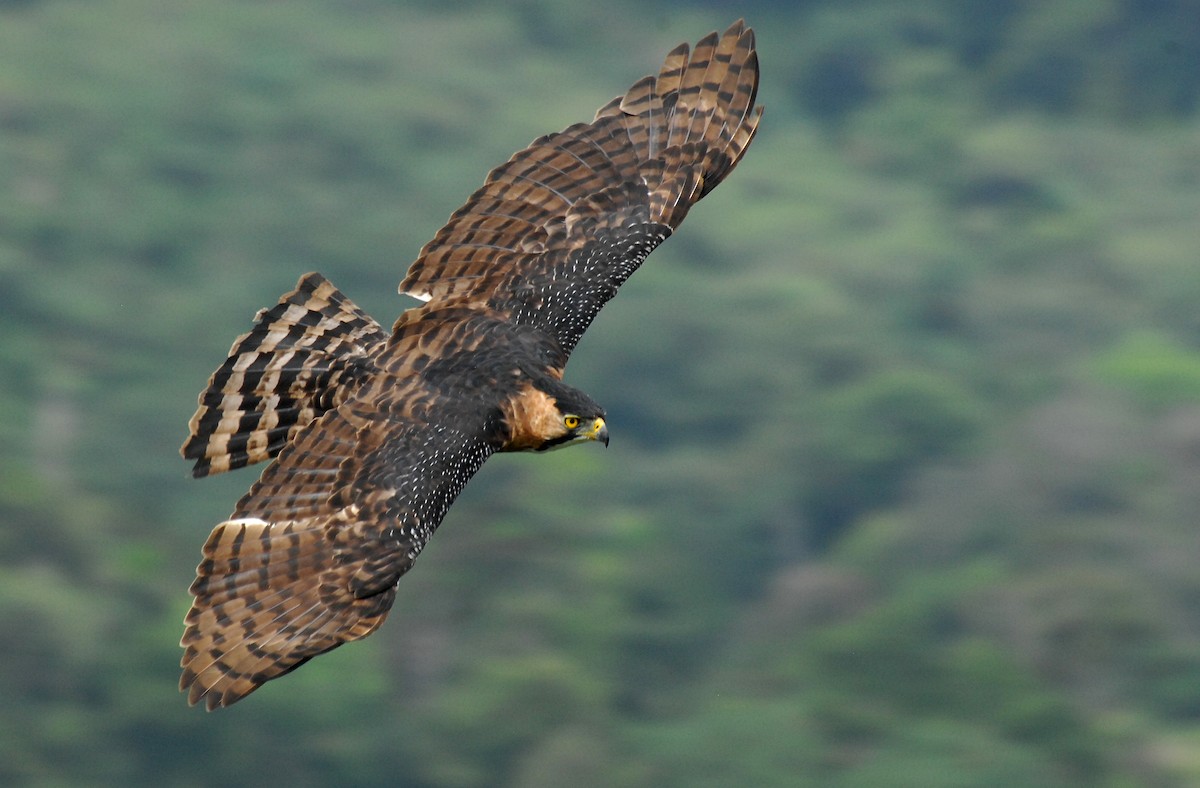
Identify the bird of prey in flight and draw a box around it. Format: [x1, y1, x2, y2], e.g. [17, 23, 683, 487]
[179, 19, 761, 709]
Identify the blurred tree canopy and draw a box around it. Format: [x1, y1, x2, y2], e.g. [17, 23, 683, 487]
[4, 0, 1200, 785]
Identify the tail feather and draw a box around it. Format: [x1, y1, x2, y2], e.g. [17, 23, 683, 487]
[180, 517, 395, 710]
[181, 273, 386, 477]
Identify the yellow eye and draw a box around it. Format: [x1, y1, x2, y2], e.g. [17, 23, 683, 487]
[563, 415, 580, 429]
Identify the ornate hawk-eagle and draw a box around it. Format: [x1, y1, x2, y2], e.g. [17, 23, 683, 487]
[179, 20, 761, 709]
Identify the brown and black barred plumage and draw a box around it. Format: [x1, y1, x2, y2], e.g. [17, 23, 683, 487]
[180, 20, 762, 709]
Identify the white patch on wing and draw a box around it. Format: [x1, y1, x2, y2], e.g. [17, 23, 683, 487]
[400, 289, 433, 302]
[222, 517, 271, 527]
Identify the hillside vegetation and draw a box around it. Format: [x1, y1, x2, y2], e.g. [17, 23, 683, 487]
[4, 0, 1200, 785]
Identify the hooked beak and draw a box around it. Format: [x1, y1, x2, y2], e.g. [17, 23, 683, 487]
[591, 418, 609, 448]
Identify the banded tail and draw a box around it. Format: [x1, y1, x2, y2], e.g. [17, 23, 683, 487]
[181, 273, 387, 477]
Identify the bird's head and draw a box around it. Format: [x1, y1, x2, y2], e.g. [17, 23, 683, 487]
[501, 379, 608, 453]
[536, 386, 608, 452]
[536, 410, 609, 452]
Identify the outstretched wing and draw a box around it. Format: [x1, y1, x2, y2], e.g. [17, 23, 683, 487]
[398, 20, 761, 358]
[180, 390, 495, 710]
[180, 304, 510, 710]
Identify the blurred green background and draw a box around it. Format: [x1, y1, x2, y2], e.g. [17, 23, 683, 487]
[5, 0, 1200, 784]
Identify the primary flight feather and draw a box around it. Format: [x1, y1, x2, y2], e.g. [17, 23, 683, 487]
[179, 19, 761, 709]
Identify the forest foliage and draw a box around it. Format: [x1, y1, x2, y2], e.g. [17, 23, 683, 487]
[5, 0, 1200, 785]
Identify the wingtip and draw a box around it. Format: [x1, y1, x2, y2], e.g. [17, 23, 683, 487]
[179, 649, 253, 712]
[180, 676, 232, 712]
